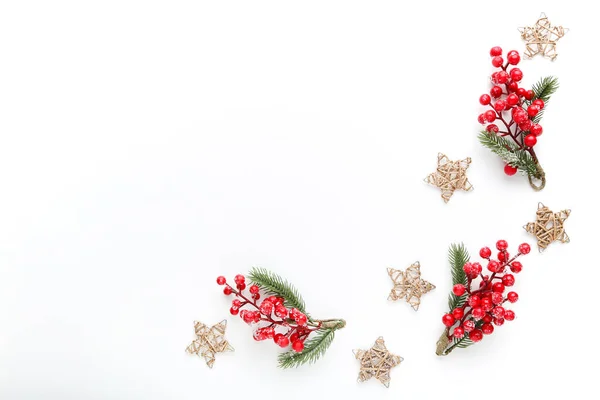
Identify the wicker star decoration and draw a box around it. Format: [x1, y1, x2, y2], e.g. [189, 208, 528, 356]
[388, 262, 435, 311]
[519, 13, 568, 61]
[354, 337, 402, 388]
[186, 320, 233, 368]
[524, 202, 571, 251]
[425, 153, 473, 203]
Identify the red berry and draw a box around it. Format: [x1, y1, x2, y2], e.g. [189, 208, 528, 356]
[469, 329, 484, 342]
[492, 282, 505, 293]
[252, 293, 261, 300]
[223, 286, 233, 295]
[505, 93, 519, 106]
[524, 90, 534, 100]
[295, 313, 308, 326]
[468, 295, 481, 308]
[486, 124, 499, 133]
[496, 71, 509, 84]
[452, 307, 465, 320]
[478, 113, 486, 124]
[519, 119, 532, 132]
[507, 291, 519, 303]
[472, 307, 485, 320]
[492, 306, 505, 319]
[249, 284, 259, 294]
[453, 326, 465, 338]
[494, 100, 506, 112]
[530, 124, 543, 136]
[490, 46, 503, 56]
[482, 323, 495, 335]
[519, 243, 531, 255]
[498, 251, 509, 262]
[533, 99, 545, 109]
[502, 274, 515, 287]
[275, 304, 288, 318]
[480, 247, 492, 258]
[510, 261, 522, 273]
[217, 276, 226, 285]
[485, 110, 496, 122]
[230, 307, 239, 315]
[463, 320, 475, 332]
[496, 240, 508, 250]
[483, 314, 493, 324]
[493, 317, 505, 326]
[509, 68, 523, 82]
[481, 298, 493, 312]
[491, 292, 503, 304]
[259, 300, 274, 315]
[275, 334, 290, 348]
[504, 164, 518, 176]
[479, 94, 492, 105]
[232, 299, 241, 308]
[517, 87, 527, 98]
[290, 332, 299, 343]
[236, 283, 246, 291]
[292, 340, 304, 352]
[453, 284, 466, 296]
[508, 81, 519, 93]
[492, 56, 504, 67]
[527, 105, 540, 117]
[487, 260, 500, 273]
[442, 313, 456, 327]
[504, 310, 515, 321]
[513, 110, 528, 124]
[473, 263, 483, 274]
[463, 262, 477, 278]
[490, 85, 503, 98]
[524, 134, 537, 147]
[507, 50, 520, 65]
[234, 274, 245, 284]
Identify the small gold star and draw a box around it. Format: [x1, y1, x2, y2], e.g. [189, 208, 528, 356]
[388, 262, 435, 311]
[519, 13, 568, 61]
[425, 153, 473, 203]
[186, 320, 234, 368]
[524, 202, 570, 251]
[354, 337, 402, 388]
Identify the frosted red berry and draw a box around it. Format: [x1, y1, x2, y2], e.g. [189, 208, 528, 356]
[490, 46, 503, 56]
[472, 307, 485, 320]
[479, 247, 492, 258]
[479, 94, 492, 105]
[249, 284, 259, 294]
[478, 114, 486, 124]
[491, 292, 503, 304]
[234, 274, 245, 285]
[292, 340, 304, 352]
[295, 313, 308, 326]
[481, 298, 493, 312]
[492, 306, 505, 319]
[496, 71, 509, 84]
[502, 274, 515, 287]
[507, 291, 519, 303]
[487, 260, 500, 273]
[232, 299, 241, 308]
[463, 320, 475, 332]
[510, 261, 523, 273]
[518, 243, 531, 255]
[504, 310, 515, 321]
[486, 124, 499, 133]
[496, 240, 508, 250]
[453, 326, 465, 338]
[533, 99, 545, 109]
[468, 295, 481, 308]
[217, 276, 226, 285]
[469, 329, 483, 342]
[492, 56, 504, 67]
[494, 100, 506, 112]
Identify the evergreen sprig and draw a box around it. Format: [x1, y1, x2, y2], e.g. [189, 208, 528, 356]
[478, 131, 538, 177]
[278, 328, 335, 369]
[447, 243, 470, 310]
[248, 267, 307, 314]
[528, 76, 559, 124]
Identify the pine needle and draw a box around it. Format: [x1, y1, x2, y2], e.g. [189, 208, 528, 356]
[529, 76, 559, 124]
[478, 131, 538, 177]
[447, 243, 470, 310]
[277, 329, 335, 368]
[248, 267, 307, 314]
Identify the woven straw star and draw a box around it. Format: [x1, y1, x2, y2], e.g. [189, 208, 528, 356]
[425, 153, 473, 203]
[186, 320, 233, 368]
[354, 337, 402, 388]
[519, 13, 568, 61]
[524, 203, 570, 252]
[388, 262, 435, 311]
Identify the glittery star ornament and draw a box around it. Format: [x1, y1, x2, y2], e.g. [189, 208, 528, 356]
[524, 203, 570, 251]
[519, 13, 568, 61]
[186, 320, 234, 368]
[425, 153, 473, 203]
[354, 337, 403, 388]
[388, 262, 435, 311]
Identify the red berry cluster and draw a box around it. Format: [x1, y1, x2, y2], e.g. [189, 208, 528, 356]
[441, 240, 531, 343]
[478, 46, 546, 176]
[217, 274, 315, 353]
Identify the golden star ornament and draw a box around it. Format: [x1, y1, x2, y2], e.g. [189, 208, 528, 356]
[354, 337, 403, 388]
[519, 13, 567, 61]
[186, 320, 234, 368]
[425, 153, 473, 203]
[388, 262, 435, 311]
[524, 202, 570, 251]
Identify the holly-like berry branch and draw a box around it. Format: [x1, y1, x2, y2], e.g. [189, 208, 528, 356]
[436, 241, 531, 356]
[217, 267, 345, 368]
[477, 46, 559, 191]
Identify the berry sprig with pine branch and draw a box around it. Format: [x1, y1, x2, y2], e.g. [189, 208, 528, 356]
[477, 46, 559, 191]
[217, 267, 345, 368]
[436, 241, 531, 356]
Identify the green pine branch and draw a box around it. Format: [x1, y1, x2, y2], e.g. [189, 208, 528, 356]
[447, 243, 470, 310]
[277, 328, 335, 369]
[248, 267, 307, 314]
[528, 76, 559, 124]
[478, 131, 538, 177]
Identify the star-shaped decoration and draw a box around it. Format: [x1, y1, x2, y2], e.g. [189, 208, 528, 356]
[186, 319, 234, 368]
[354, 337, 403, 388]
[519, 13, 568, 61]
[388, 262, 435, 311]
[425, 153, 473, 203]
[524, 202, 570, 251]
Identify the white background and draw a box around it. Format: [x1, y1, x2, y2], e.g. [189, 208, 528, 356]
[1, 1, 598, 399]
